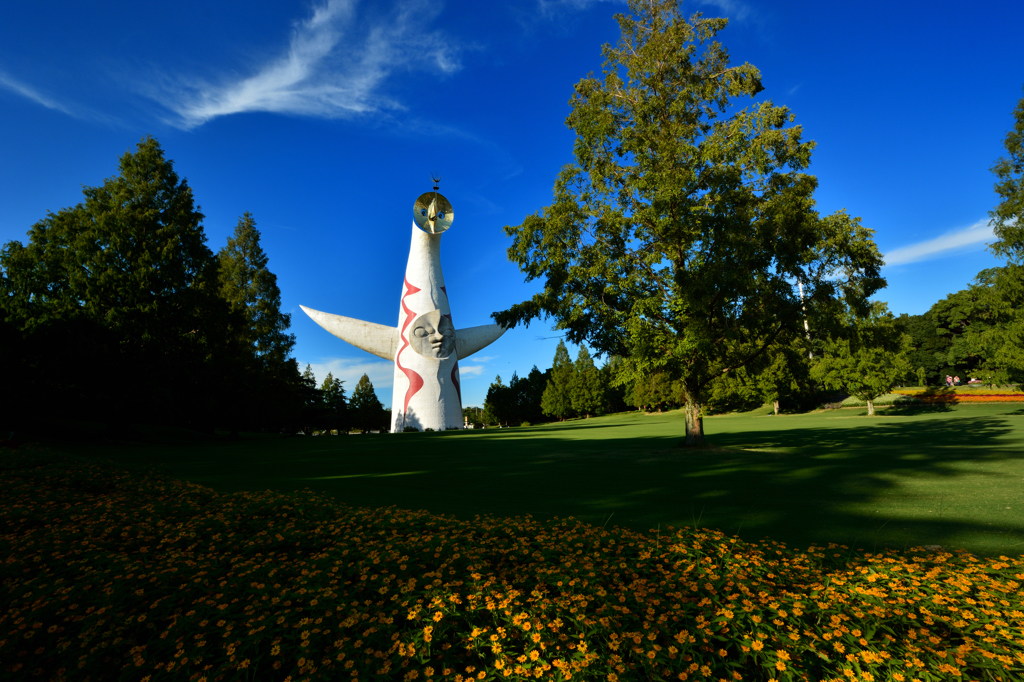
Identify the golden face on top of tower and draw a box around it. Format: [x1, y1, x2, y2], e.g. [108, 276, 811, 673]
[413, 191, 454, 234]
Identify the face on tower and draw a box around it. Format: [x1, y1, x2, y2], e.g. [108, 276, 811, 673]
[413, 192, 454, 234]
[409, 310, 456, 359]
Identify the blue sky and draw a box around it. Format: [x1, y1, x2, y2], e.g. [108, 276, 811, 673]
[2, 0, 1022, 408]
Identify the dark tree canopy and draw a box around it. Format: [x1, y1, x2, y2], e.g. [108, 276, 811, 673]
[494, 0, 884, 444]
[0, 136, 307, 434]
[0, 136, 234, 426]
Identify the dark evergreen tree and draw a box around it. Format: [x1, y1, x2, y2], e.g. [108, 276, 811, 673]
[519, 366, 552, 424]
[482, 375, 512, 426]
[349, 373, 387, 431]
[0, 135, 240, 428]
[570, 346, 603, 418]
[320, 372, 349, 432]
[541, 341, 575, 420]
[218, 212, 296, 365]
[298, 364, 323, 434]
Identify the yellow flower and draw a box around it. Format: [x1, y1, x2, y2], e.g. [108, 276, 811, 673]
[775, 661, 787, 671]
[751, 641, 763, 652]
[776, 650, 790, 661]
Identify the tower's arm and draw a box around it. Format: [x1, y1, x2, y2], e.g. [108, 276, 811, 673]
[300, 305, 399, 361]
[455, 324, 507, 360]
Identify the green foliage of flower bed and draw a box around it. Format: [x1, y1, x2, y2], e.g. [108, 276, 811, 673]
[838, 394, 922, 407]
[2, 447, 1023, 682]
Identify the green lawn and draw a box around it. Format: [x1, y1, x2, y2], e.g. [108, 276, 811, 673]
[56, 402, 1024, 558]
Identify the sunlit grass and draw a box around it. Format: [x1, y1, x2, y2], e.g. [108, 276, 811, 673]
[57, 404, 1024, 557]
[2, 447, 1023, 681]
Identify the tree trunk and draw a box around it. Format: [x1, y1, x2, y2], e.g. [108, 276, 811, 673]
[684, 400, 705, 446]
[772, 400, 779, 415]
[866, 399, 875, 416]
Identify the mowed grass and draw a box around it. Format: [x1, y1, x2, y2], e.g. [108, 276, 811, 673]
[59, 402, 1024, 557]
[4, 407, 1024, 681]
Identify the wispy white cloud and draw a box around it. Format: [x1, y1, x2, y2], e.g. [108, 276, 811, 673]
[0, 70, 119, 124]
[458, 364, 486, 377]
[306, 356, 394, 401]
[884, 218, 995, 266]
[154, 0, 463, 129]
[0, 71, 76, 115]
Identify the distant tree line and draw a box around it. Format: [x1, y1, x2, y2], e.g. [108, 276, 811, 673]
[0, 136, 389, 436]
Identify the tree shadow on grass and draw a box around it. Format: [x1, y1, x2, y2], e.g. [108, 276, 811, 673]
[48, 409, 1024, 558]
[885, 403, 955, 415]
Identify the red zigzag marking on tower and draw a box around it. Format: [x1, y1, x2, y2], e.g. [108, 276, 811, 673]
[396, 278, 424, 415]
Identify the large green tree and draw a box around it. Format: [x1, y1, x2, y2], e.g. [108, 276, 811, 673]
[929, 270, 1005, 383]
[811, 304, 912, 416]
[991, 86, 1024, 266]
[0, 135, 237, 427]
[493, 0, 884, 445]
[977, 85, 1024, 385]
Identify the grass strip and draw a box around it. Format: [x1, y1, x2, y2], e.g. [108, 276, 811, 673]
[2, 446, 1023, 682]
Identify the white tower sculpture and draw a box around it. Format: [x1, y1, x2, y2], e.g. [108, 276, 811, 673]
[300, 185, 505, 432]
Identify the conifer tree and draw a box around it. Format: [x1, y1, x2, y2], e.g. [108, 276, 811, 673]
[349, 373, 387, 431]
[541, 341, 576, 420]
[217, 212, 295, 366]
[320, 372, 348, 432]
[0, 135, 235, 425]
[483, 375, 510, 426]
[570, 346, 602, 418]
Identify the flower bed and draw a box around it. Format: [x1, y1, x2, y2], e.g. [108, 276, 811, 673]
[2, 448, 1023, 682]
[911, 394, 1024, 404]
[892, 389, 1024, 404]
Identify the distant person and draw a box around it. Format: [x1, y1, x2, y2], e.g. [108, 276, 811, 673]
[954, 376, 961, 386]
[945, 375, 953, 387]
